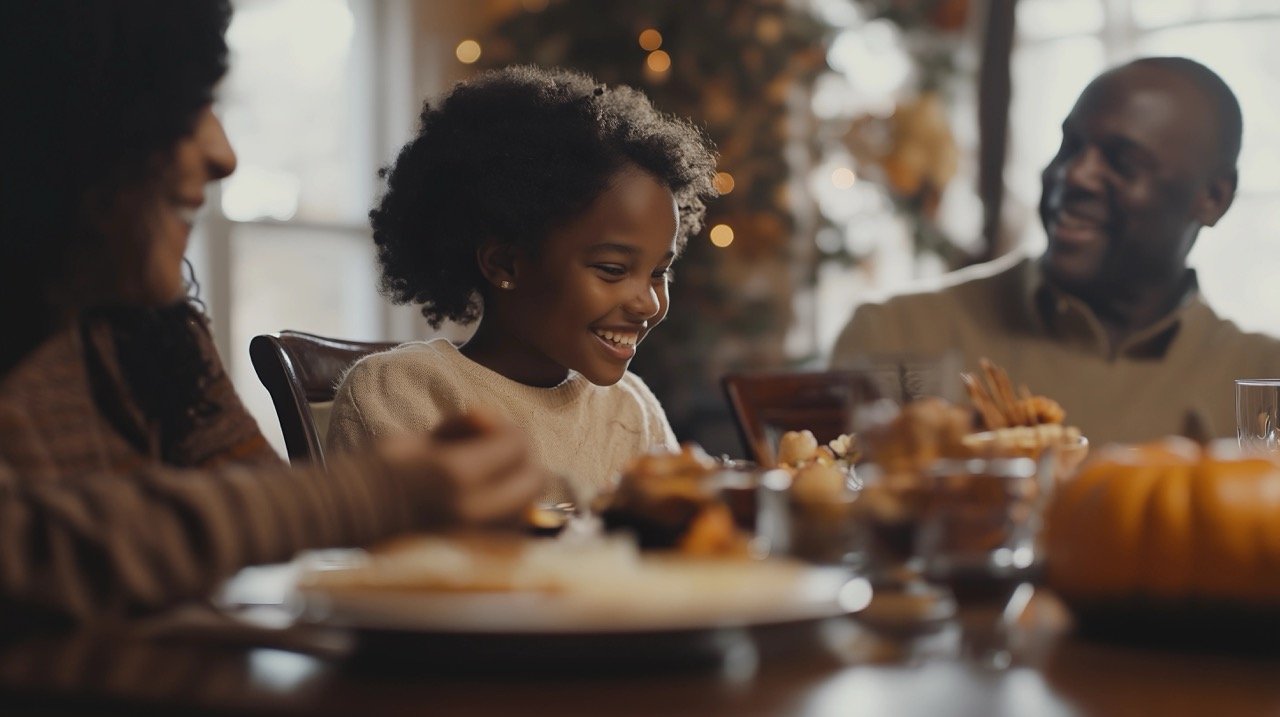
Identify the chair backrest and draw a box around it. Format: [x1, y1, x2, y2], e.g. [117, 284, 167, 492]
[721, 370, 881, 466]
[249, 331, 398, 468]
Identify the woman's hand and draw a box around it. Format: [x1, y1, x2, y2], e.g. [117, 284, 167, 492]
[376, 409, 546, 528]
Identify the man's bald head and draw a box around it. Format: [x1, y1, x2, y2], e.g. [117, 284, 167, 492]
[1115, 57, 1242, 174]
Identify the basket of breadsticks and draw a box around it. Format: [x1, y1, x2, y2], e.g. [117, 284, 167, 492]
[850, 360, 1088, 573]
[960, 358, 1089, 480]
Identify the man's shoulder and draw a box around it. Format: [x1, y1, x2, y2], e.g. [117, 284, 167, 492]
[831, 254, 1029, 364]
[861, 254, 1028, 317]
[1194, 303, 1280, 353]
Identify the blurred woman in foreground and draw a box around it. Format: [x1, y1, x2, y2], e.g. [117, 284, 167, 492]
[0, 0, 544, 628]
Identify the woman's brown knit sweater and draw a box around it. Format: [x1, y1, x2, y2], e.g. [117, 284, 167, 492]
[0, 312, 418, 627]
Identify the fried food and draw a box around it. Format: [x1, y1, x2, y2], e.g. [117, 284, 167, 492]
[597, 444, 750, 555]
[776, 429, 859, 471]
[679, 503, 750, 557]
[962, 423, 1082, 456]
[963, 358, 1067, 430]
[860, 397, 973, 474]
[960, 359, 1085, 474]
[790, 461, 848, 504]
[777, 429, 821, 468]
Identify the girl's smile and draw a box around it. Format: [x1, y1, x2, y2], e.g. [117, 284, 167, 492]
[464, 165, 679, 388]
[590, 322, 646, 361]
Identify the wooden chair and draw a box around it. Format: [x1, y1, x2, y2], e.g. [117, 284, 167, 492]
[250, 331, 398, 468]
[721, 370, 881, 466]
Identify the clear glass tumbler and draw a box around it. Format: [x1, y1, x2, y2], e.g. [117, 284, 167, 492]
[1236, 379, 1280, 454]
[915, 457, 1046, 667]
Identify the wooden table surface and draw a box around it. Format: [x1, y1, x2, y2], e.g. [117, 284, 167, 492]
[2, 592, 1278, 717]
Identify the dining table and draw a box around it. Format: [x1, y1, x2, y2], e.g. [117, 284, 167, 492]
[2, 575, 1278, 717]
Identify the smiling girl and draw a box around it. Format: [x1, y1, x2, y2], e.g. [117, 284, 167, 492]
[327, 66, 718, 501]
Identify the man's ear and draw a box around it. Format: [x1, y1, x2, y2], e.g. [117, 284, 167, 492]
[1197, 169, 1237, 228]
[476, 240, 519, 290]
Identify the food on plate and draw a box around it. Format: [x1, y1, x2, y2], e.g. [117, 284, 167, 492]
[524, 504, 572, 536]
[302, 532, 640, 594]
[597, 444, 751, 556]
[294, 533, 852, 635]
[1047, 437, 1280, 610]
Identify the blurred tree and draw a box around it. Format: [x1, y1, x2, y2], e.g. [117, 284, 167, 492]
[839, 0, 975, 265]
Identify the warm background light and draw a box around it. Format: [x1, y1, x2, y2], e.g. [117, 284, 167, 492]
[831, 166, 856, 188]
[709, 223, 734, 247]
[638, 28, 663, 51]
[520, 0, 549, 11]
[455, 39, 482, 64]
[713, 171, 735, 195]
[645, 49, 671, 73]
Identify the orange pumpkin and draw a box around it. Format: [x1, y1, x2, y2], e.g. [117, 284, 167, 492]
[1047, 438, 1280, 607]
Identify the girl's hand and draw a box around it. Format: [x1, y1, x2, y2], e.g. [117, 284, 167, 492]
[376, 409, 547, 528]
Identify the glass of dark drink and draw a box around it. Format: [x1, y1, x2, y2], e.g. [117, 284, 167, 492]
[754, 467, 862, 567]
[915, 456, 1048, 667]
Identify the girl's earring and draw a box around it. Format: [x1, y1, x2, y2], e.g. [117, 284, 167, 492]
[499, 280, 514, 290]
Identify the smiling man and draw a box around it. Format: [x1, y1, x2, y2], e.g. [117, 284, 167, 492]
[831, 57, 1280, 444]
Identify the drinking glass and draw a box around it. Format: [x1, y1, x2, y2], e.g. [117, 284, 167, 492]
[1236, 379, 1280, 454]
[846, 463, 958, 637]
[754, 468, 861, 567]
[914, 456, 1048, 667]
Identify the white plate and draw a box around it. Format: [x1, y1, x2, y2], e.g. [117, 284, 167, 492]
[291, 536, 868, 636]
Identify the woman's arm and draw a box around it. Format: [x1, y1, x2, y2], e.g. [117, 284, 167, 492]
[0, 410, 543, 628]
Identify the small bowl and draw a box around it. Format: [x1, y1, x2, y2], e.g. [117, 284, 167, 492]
[963, 431, 1090, 482]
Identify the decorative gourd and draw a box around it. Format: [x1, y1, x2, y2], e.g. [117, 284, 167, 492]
[1047, 437, 1280, 607]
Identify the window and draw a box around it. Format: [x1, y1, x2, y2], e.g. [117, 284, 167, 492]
[188, 0, 421, 456]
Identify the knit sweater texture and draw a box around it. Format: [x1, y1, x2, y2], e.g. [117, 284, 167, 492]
[0, 308, 421, 626]
[327, 339, 678, 503]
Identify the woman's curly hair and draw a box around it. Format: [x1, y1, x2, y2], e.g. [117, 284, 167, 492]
[2, 0, 231, 443]
[372, 65, 719, 328]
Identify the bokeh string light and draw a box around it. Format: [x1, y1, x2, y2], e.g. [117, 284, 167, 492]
[830, 167, 856, 189]
[455, 39, 482, 64]
[709, 223, 735, 248]
[713, 171, 736, 195]
[645, 49, 671, 73]
[638, 28, 663, 51]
